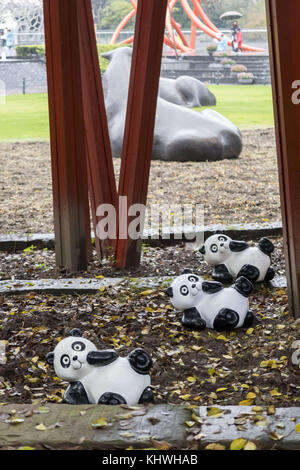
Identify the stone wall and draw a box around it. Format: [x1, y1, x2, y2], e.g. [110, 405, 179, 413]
[0, 59, 47, 95]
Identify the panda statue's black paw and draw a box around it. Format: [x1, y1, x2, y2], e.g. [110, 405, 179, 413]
[182, 308, 206, 330]
[213, 308, 239, 331]
[264, 267, 275, 282]
[139, 386, 154, 404]
[237, 265, 259, 283]
[98, 392, 126, 405]
[212, 264, 233, 284]
[243, 310, 255, 328]
[234, 276, 253, 297]
[258, 237, 275, 256]
[128, 349, 153, 375]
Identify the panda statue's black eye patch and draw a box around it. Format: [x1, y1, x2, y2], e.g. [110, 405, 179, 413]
[218, 236, 227, 242]
[180, 285, 189, 296]
[72, 341, 86, 352]
[61, 354, 70, 368]
[211, 244, 218, 253]
[188, 276, 199, 283]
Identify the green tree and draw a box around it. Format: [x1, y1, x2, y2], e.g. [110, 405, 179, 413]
[99, 0, 134, 30]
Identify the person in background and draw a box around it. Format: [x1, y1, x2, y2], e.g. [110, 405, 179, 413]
[236, 27, 243, 55]
[6, 30, 14, 56]
[217, 33, 228, 52]
[231, 21, 239, 54]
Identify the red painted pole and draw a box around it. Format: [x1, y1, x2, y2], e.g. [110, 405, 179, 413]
[43, 0, 90, 272]
[115, 0, 168, 268]
[190, 3, 198, 50]
[266, 0, 300, 317]
[77, 0, 118, 259]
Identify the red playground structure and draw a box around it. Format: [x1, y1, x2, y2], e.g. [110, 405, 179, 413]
[110, 0, 265, 54]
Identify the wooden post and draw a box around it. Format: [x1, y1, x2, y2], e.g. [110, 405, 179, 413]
[116, 0, 168, 268]
[266, 0, 300, 317]
[77, 0, 117, 259]
[43, 0, 90, 272]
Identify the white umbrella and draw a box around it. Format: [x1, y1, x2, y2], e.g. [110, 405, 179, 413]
[220, 11, 243, 21]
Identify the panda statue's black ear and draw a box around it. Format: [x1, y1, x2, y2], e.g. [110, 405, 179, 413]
[181, 268, 193, 274]
[166, 287, 173, 298]
[199, 245, 206, 255]
[70, 328, 83, 337]
[46, 352, 54, 365]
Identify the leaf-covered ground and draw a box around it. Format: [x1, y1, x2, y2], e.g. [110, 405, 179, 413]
[0, 129, 280, 234]
[0, 237, 286, 281]
[0, 278, 299, 408]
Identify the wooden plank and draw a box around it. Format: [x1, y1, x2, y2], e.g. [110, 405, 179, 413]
[266, 0, 300, 317]
[77, 0, 117, 259]
[116, 0, 168, 268]
[43, 0, 90, 271]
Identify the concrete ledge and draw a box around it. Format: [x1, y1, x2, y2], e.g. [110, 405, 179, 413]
[0, 403, 189, 450]
[0, 222, 282, 252]
[0, 275, 287, 296]
[0, 404, 299, 450]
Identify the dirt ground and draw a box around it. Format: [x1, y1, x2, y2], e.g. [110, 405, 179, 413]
[0, 128, 280, 234]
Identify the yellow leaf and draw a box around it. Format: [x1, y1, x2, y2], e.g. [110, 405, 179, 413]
[270, 388, 281, 396]
[230, 438, 247, 450]
[205, 443, 226, 450]
[216, 387, 228, 392]
[187, 376, 197, 383]
[267, 405, 276, 415]
[5, 417, 25, 425]
[216, 335, 228, 342]
[35, 423, 47, 431]
[252, 406, 263, 412]
[295, 424, 300, 433]
[142, 326, 151, 335]
[91, 417, 108, 429]
[95, 275, 104, 279]
[239, 399, 254, 406]
[207, 407, 224, 418]
[140, 289, 153, 296]
[244, 441, 257, 450]
[185, 421, 196, 428]
[269, 431, 283, 441]
[246, 328, 254, 335]
[35, 407, 50, 414]
[180, 394, 191, 401]
[246, 392, 256, 399]
[18, 447, 35, 451]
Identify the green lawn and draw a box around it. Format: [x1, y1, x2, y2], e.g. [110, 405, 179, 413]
[0, 85, 274, 141]
[198, 84, 275, 129]
[0, 94, 49, 141]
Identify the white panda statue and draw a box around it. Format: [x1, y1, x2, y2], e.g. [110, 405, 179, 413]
[166, 269, 254, 331]
[199, 234, 275, 283]
[46, 329, 153, 406]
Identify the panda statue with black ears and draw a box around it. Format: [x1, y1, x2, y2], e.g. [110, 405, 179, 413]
[199, 234, 275, 284]
[46, 329, 153, 406]
[166, 270, 254, 332]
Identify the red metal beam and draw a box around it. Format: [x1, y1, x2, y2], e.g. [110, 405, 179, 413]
[77, 0, 117, 259]
[115, 0, 168, 268]
[43, 0, 90, 272]
[266, 0, 300, 317]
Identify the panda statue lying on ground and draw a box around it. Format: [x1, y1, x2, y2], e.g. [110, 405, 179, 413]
[166, 270, 254, 331]
[46, 329, 153, 406]
[199, 234, 275, 284]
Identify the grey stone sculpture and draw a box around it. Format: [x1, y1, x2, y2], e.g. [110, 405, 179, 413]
[159, 75, 216, 108]
[102, 47, 242, 162]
